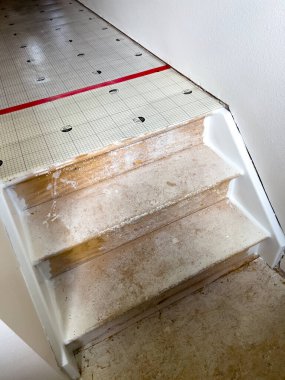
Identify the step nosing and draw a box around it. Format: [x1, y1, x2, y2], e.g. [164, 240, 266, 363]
[63, 242, 265, 345]
[9, 116, 205, 210]
[37, 176, 237, 263]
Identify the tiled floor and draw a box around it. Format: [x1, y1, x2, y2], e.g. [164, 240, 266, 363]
[0, 0, 223, 182]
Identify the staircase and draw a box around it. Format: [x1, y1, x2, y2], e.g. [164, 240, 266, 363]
[3, 113, 270, 377]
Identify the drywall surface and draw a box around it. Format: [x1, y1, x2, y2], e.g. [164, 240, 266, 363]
[0, 219, 63, 376]
[80, 0, 285, 231]
[0, 320, 65, 380]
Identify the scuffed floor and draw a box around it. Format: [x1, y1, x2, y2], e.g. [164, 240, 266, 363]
[76, 258, 285, 379]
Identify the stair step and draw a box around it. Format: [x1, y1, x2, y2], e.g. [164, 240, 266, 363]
[51, 199, 268, 350]
[24, 145, 238, 276]
[8, 117, 204, 210]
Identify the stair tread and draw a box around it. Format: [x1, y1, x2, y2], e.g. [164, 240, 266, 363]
[51, 199, 267, 345]
[25, 145, 238, 263]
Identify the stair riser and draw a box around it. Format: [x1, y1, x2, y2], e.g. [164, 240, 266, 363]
[69, 249, 258, 351]
[45, 179, 232, 277]
[8, 118, 204, 210]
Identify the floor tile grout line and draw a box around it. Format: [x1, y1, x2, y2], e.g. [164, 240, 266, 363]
[0, 65, 170, 116]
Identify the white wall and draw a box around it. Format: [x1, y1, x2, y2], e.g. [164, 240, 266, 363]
[0, 219, 65, 378]
[0, 320, 64, 380]
[80, 0, 285, 231]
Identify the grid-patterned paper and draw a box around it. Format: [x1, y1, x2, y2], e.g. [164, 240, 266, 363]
[0, 0, 224, 182]
[0, 0, 164, 108]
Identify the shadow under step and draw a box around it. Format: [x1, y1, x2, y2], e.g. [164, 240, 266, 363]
[24, 144, 238, 276]
[51, 199, 268, 351]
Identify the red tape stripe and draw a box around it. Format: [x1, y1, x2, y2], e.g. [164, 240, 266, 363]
[0, 65, 170, 115]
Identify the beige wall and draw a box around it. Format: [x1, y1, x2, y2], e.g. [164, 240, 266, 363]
[0, 218, 64, 378]
[0, 320, 65, 380]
